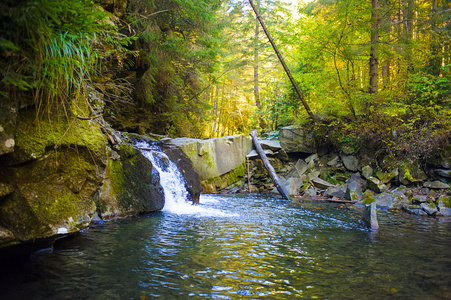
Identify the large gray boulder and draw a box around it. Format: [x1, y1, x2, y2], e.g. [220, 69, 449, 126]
[166, 135, 252, 181]
[279, 125, 316, 153]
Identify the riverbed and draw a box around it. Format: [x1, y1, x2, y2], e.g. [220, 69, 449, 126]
[1, 194, 450, 299]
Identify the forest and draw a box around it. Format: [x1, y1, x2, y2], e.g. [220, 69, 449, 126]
[1, 0, 450, 165]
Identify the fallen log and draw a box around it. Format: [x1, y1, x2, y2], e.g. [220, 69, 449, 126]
[250, 130, 290, 200]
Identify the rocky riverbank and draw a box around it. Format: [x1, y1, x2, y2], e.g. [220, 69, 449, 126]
[222, 126, 451, 217]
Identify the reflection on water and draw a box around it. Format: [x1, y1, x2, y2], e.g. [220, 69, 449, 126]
[1, 194, 450, 299]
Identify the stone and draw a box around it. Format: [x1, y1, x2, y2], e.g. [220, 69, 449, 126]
[420, 202, 438, 216]
[324, 186, 347, 198]
[434, 169, 451, 178]
[279, 125, 316, 153]
[0, 226, 15, 248]
[374, 192, 396, 210]
[294, 159, 308, 176]
[412, 195, 427, 203]
[0, 182, 14, 198]
[423, 181, 450, 189]
[362, 202, 378, 230]
[258, 139, 282, 152]
[391, 193, 410, 210]
[438, 196, 450, 208]
[362, 165, 373, 179]
[367, 177, 388, 193]
[0, 100, 17, 156]
[308, 170, 321, 181]
[305, 154, 317, 163]
[345, 180, 363, 201]
[282, 176, 303, 196]
[341, 155, 359, 172]
[305, 187, 317, 196]
[327, 155, 341, 168]
[376, 169, 399, 184]
[167, 135, 252, 181]
[311, 177, 334, 189]
[438, 207, 451, 216]
[245, 149, 274, 158]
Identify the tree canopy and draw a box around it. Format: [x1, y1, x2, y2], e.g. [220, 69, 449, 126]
[1, 0, 450, 163]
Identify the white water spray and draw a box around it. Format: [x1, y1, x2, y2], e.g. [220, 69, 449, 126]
[136, 141, 235, 217]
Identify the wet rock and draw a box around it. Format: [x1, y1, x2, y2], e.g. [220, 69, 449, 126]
[423, 181, 450, 189]
[374, 192, 395, 210]
[279, 125, 316, 153]
[341, 155, 359, 172]
[324, 186, 347, 198]
[362, 202, 378, 230]
[362, 165, 373, 179]
[0, 226, 15, 248]
[311, 177, 334, 189]
[420, 202, 438, 216]
[163, 146, 203, 204]
[404, 205, 428, 216]
[367, 177, 387, 193]
[305, 154, 317, 163]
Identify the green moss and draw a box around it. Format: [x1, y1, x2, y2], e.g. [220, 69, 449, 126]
[15, 106, 107, 159]
[362, 190, 375, 204]
[441, 196, 451, 208]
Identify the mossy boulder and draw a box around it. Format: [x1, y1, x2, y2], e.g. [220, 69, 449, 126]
[96, 145, 164, 219]
[0, 100, 108, 248]
[0, 147, 103, 247]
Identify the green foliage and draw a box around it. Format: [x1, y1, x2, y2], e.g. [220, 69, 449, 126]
[0, 0, 122, 113]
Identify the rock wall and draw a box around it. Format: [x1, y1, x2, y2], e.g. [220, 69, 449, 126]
[0, 97, 170, 250]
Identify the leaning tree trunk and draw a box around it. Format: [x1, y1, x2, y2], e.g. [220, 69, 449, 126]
[248, 0, 317, 123]
[250, 130, 290, 200]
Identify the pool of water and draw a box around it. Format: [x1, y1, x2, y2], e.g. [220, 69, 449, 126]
[1, 194, 450, 299]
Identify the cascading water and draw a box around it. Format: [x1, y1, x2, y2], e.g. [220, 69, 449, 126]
[136, 141, 232, 216]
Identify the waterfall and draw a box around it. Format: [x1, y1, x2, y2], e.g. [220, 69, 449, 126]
[135, 141, 190, 213]
[136, 141, 235, 217]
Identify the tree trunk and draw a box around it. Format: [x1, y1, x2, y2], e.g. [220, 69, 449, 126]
[212, 84, 219, 137]
[369, 0, 380, 95]
[248, 0, 317, 123]
[249, 130, 290, 200]
[254, 0, 264, 128]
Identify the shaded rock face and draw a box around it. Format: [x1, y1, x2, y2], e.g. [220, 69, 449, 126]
[162, 146, 203, 204]
[279, 126, 316, 153]
[166, 135, 252, 190]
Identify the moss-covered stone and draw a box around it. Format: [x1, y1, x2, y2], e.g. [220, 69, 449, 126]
[96, 147, 164, 219]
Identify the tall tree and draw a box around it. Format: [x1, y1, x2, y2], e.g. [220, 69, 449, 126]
[369, 0, 380, 95]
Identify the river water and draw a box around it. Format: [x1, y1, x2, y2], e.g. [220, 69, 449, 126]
[1, 193, 450, 299]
